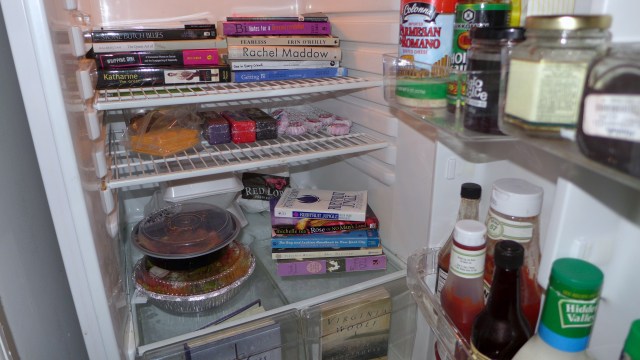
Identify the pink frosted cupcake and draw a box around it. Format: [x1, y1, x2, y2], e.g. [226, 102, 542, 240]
[285, 121, 306, 136]
[333, 116, 352, 127]
[318, 113, 335, 127]
[277, 118, 289, 135]
[327, 124, 350, 136]
[304, 118, 323, 134]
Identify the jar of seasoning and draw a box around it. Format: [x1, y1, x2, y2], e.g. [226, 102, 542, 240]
[463, 26, 526, 135]
[502, 15, 612, 138]
[577, 44, 640, 179]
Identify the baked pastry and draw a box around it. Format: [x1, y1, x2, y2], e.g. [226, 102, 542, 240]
[327, 124, 351, 136]
[319, 113, 335, 127]
[304, 118, 323, 134]
[285, 121, 307, 136]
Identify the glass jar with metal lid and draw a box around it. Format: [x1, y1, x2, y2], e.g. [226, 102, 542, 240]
[501, 15, 612, 138]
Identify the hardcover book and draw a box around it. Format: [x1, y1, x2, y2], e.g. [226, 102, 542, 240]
[271, 245, 384, 260]
[270, 198, 378, 236]
[231, 67, 347, 83]
[222, 21, 331, 36]
[225, 35, 340, 47]
[273, 188, 368, 221]
[226, 12, 329, 22]
[96, 65, 231, 89]
[227, 45, 341, 61]
[90, 25, 216, 42]
[270, 229, 380, 249]
[229, 59, 339, 71]
[91, 38, 227, 53]
[320, 288, 392, 360]
[276, 254, 387, 277]
[94, 49, 219, 69]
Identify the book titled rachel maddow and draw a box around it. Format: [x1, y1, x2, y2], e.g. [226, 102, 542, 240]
[222, 21, 331, 36]
[273, 188, 368, 221]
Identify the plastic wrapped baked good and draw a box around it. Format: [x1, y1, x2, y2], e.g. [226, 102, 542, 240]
[199, 110, 230, 145]
[127, 107, 201, 156]
[221, 110, 256, 144]
[304, 118, 323, 133]
[241, 108, 278, 141]
[285, 121, 307, 136]
[327, 123, 351, 136]
[132, 202, 240, 259]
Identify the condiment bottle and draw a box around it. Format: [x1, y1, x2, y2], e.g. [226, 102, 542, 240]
[577, 45, 640, 179]
[513, 258, 604, 360]
[440, 219, 487, 341]
[463, 26, 526, 135]
[471, 240, 532, 359]
[620, 319, 640, 360]
[447, 0, 512, 111]
[503, 15, 612, 138]
[483, 178, 543, 330]
[436, 182, 482, 296]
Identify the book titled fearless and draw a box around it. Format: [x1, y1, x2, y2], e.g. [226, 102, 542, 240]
[227, 45, 341, 60]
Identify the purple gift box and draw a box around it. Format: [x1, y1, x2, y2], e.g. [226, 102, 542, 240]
[199, 111, 230, 145]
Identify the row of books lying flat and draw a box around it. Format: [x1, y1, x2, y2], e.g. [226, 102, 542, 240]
[89, 12, 346, 89]
[270, 189, 386, 277]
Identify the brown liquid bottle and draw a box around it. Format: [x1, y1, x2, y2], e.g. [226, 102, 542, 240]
[436, 182, 482, 296]
[471, 240, 532, 359]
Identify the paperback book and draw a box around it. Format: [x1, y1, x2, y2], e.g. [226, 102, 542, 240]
[90, 24, 217, 42]
[271, 245, 384, 260]
[270, 198, 378, 236]
[226, 12, 329, 22]
[320, 287, 392, 360]
[225, 35, 340, 46]
[227, 45, 341, 61]
[222, 21, 331, 36]
[231, 67, 346, 83]
[270, 229, 380, 249]
[276, 254, 387, 277]
[96, 65, 231, 89]
[229, 59, 339, 71]
[94, 49, 219, 69]
[91, 38, 227, 53]
[273, 188, 368, 221]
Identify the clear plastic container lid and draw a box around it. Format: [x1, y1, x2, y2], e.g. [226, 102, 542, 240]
[132, 202, 240, 259]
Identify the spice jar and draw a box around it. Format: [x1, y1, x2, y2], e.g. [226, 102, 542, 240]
[502, 15, 612, 138]
[577, 44, 640, 179]
[463, 27, 525, 135]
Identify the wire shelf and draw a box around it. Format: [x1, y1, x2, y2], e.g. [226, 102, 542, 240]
[94, 77, 382, 111]
[106, 128, 389, 189]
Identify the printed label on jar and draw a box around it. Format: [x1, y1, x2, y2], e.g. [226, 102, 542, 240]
[583, 94, 640, 142]
[486, 209, 533, 242]
[435, 266, 448, 295]
[505, 59, 589, 127]
[399, 1, 454, 67]
[449, 245, 486, 279]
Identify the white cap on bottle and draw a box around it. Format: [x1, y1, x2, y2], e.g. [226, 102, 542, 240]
[490, 178, 543, 218]
[453, 219, 487, 247]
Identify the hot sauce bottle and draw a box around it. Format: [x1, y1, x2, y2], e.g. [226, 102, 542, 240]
[483, 178, 544, 331]
[440, 219, 487, 341]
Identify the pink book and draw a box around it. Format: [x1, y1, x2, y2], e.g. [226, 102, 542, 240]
[222, 21, 331, 36]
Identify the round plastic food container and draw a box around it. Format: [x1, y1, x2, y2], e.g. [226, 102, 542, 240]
[132, 202, 241, 259]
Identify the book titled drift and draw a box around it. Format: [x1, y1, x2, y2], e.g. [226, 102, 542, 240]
[273, 188, 368, 221]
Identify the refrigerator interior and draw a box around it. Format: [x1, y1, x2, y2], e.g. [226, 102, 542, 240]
[1, 0, 639, 359]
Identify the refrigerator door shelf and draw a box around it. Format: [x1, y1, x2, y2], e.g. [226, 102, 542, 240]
[93, 76, 382, 111]
[105, 124, 389, 190]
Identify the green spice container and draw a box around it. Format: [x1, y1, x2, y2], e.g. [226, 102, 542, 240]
[621, 319, 640, 360]
[503, 15, 611, 138]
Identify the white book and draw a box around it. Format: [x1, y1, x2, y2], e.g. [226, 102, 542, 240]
[273, 188, 368, 221]
[226, 45, 341, 61]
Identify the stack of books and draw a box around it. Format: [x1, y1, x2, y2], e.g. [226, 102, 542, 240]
[220, 13, 347, 83]
[89, 24, 230, 89]
[270, 188, 386, 277]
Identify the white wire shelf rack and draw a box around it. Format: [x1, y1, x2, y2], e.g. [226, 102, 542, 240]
[106, 129, 389, 189]
[94, 77, 382, 111]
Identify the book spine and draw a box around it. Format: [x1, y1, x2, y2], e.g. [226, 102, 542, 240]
[95, 49, 219, 69]
[271, 247, 383, 260]
[91, 27, 216, 42]
[91, 38, 227, 53]
[222, 21, 331, 36]
[227, 45, 341, 61]
[95, 66, 231, 89]
[225, 15, 328, 22]
[270, 236, 380, 249]
[225, 36, 340, 47]
[272, 221, 376, 236]
[276, 255, 387, 276]
[230, 60, 339, 71]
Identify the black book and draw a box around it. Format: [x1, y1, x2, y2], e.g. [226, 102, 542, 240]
[91, 24, 216, 43]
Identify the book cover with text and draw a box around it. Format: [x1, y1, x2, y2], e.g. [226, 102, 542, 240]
[273, 188, 367, 221]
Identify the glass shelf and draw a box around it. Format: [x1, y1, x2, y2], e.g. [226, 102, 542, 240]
[406, 248, 472, 360]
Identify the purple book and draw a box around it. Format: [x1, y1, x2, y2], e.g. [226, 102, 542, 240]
[275, 254, 387, 277]
[222, 21, 331, 36]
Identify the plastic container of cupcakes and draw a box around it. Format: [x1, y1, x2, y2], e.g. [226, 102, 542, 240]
[132, 202, 255, 313]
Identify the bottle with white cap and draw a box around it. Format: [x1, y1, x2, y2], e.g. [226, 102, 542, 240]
[483, 178, 544, 331]
[440, 219, 487, 342]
